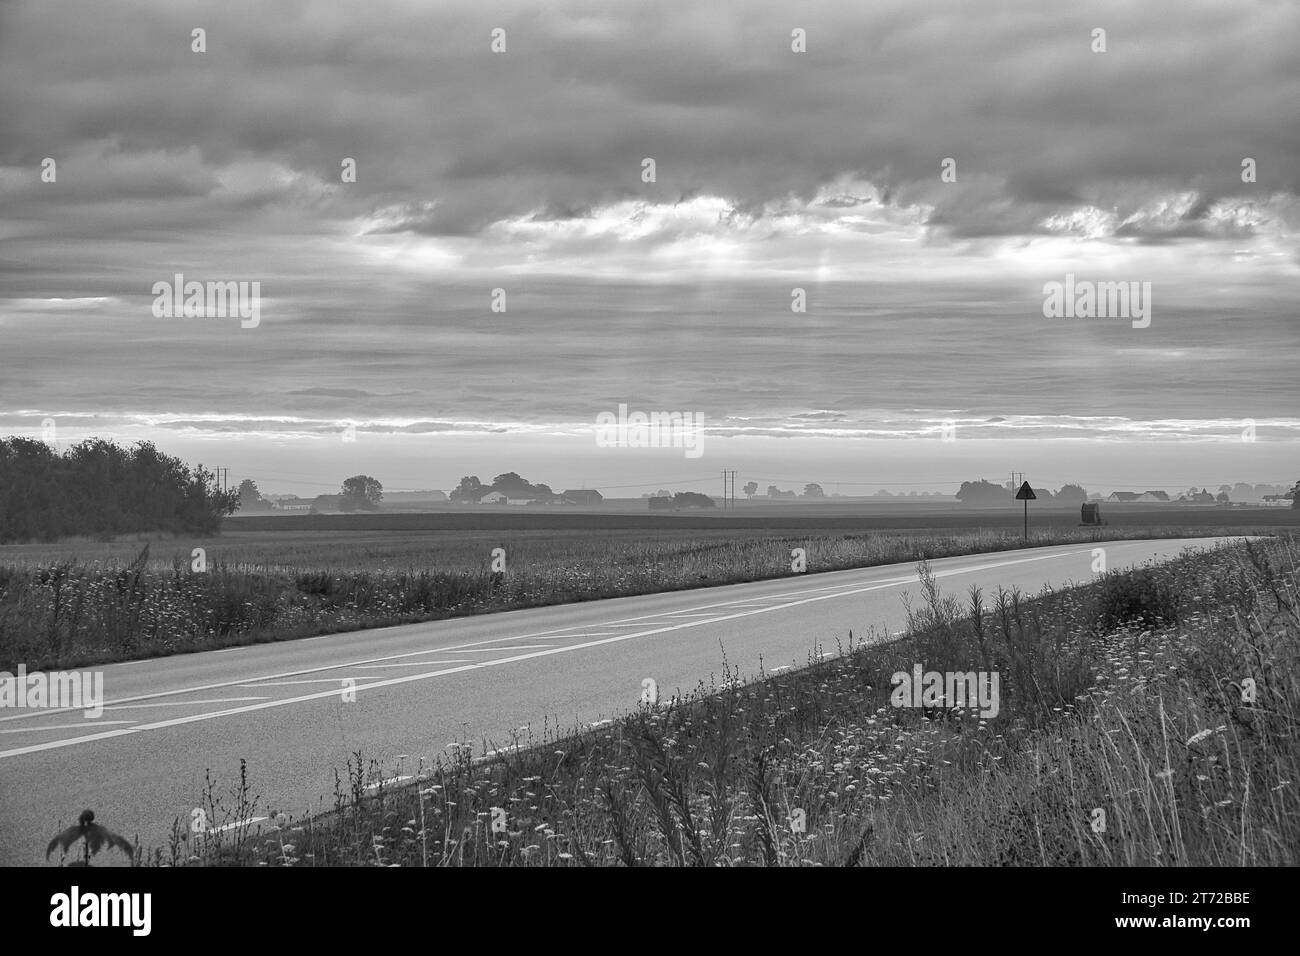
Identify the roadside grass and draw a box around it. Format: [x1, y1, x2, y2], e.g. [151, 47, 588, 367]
[0, 525, 1266, 670]
[139, 534, 1297, 867]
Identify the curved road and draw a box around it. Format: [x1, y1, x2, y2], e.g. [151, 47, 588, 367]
[0, 537, 1243, 865]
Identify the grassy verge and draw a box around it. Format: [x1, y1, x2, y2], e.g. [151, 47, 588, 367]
[140, 534, 1297, 867]
[0, 525, 1257, 670]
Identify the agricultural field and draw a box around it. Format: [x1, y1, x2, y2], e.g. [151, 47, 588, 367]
[145, 535, 1300, 867]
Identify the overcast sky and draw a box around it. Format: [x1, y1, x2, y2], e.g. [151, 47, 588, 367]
[1, 0, 1296, 495]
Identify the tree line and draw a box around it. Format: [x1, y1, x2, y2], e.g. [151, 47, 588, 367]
[0, 437, 238, 543]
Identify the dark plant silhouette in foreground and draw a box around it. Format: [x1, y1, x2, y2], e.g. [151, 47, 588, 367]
[47, 809, 134, 866]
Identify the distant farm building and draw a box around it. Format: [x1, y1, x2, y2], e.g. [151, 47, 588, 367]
[479, 491, 507, 504]
[1137, 491, 1170, 502]
[271, 495, 312, 513]
[1106, 492, 1141, 502]
[561, 490, 603, 505]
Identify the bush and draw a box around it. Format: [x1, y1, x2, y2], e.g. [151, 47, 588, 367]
[1091, 566, 1180, 633]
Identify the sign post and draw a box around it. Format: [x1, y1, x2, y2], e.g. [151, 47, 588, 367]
[1015, 481, 1036, 541]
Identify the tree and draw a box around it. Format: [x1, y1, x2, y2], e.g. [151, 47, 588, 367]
[1215, 491, 1231, 505]
[0, 436, 237, 543]
[491, 472, 553, 499]
[743, 481, 758, 498]
[1055, 483, 1087, 505]
[340, 475, 383, 512]
[1290, 480, 1300, 509]
[237, 479, 273, 512]
[450, 476, 484, 502]
[955, 479, 1009, 506]
[803, 483, 825, 498]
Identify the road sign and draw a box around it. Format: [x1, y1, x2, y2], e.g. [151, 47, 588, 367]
[1015, 481, 1035, 540]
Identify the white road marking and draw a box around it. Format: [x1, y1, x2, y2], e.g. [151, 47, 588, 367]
[237, 679, 369, 687]
[105, 697, 269, 710]
[0, 720, 136, 734]
[449, 644, 554, 652]
[209, 816, 267, 834]
[0, 546, 1107, 759]
[354, 661, 475, 669]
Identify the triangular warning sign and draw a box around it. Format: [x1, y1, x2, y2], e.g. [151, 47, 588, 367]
[1015, 481, 1036, 500]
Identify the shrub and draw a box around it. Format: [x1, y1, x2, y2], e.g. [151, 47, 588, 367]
[1091, 565, 1180, 633]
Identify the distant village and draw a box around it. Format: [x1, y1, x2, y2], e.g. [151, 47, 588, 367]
[239, 473, 1296, 514]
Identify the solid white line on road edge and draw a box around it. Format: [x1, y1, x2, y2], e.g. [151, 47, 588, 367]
[0, 545, 1114, 759]
[0, 720, 136, 734]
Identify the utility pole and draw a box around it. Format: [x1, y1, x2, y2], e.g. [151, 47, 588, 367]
[721, 470, 737, 510]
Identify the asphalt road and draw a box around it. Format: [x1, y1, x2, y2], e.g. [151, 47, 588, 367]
[0, 537, 1242, 866]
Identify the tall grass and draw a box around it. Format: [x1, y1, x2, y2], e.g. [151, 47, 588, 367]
[144, 535, 1296, 867]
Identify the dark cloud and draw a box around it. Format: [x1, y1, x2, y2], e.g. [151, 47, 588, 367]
[1, 0, 1295, 255]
